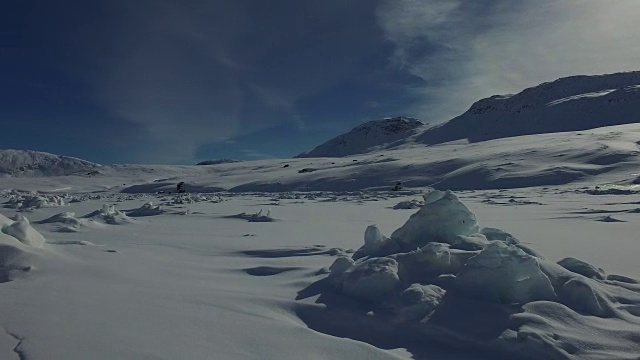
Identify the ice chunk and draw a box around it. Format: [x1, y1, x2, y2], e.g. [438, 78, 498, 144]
[353, 225, 401, 260]
[329, 256, 355, 276]
[454, 241, 556, 304]
[479, 227, 519, 244]
[102, 204, 116, 215]
[340, 257, 400, 301]
[395, 284, 445, 322]
[390, 190, 480, 250]
[557, 257, 605, 280]
[2, 216, 46, 248]
[559, 277, 614, 317]
[449, 233, 489, 251]
[364, 224, 385, 247]
[393, 243, 475, 285]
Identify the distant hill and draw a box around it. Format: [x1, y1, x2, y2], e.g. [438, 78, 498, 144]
[196, 159, 243, 166]
[0, 149, 100, 177]
[295, 117, 425, 158]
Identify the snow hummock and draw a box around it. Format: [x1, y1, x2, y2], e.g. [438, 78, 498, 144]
[126, 202, 165, 217]
[82, 204, 132, 225]
[321, 190, 640, 359]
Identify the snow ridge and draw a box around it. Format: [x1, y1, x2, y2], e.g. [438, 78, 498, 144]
[295, 117, 425, 158]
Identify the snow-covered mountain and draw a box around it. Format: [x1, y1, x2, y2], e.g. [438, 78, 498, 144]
[0, 149, 100, 177]
[298, 71, 640, 158]
[295, 117, 425, 158]
[418, 71, 640, 145]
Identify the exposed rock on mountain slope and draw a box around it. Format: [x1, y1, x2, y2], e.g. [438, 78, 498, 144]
[0, 150, 100, 177]
[295, 117, 425, 158]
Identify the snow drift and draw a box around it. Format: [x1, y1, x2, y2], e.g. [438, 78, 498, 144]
[313, 190, 640, 359]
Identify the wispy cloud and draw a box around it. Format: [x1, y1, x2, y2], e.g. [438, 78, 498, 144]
[377, 0, 640, 123]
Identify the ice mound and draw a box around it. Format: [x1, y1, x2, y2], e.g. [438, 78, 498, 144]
[316, 190, 640, 359]
[82, 204, 132, 225]
[36, 212, 102, 232]
[391, 190, 481, 250]
[226, 209, 276, 222]
[0, 212, 46, 282]
[127, 202, 165, 217]
[1, 214, 46, 248]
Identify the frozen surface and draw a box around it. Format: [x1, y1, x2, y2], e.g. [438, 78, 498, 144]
[0, 185, 636, 359]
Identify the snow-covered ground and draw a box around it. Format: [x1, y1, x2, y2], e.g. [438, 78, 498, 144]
[0, 180, 639, 359]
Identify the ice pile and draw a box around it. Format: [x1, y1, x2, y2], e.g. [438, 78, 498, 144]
[3, 193, 66, 211]
[170, 193, 223, 205]
[127, 202, 165, 217]
[325, 190, 640, 359]
[82, 204, 132, 225]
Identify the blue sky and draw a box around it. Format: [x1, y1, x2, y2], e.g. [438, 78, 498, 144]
[2, 0, 639, 164]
